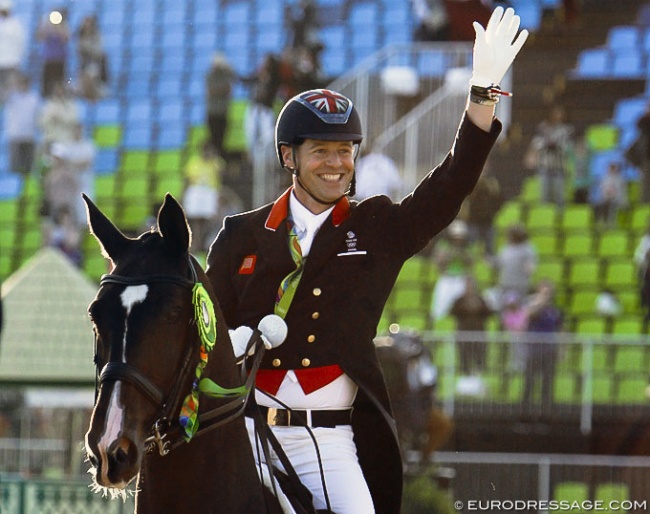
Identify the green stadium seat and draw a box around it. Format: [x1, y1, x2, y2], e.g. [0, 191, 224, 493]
[224, 99, 250, 153]
[597, 230, 631, 259]
[591, 374, 614, 403]
[530, 232, 559, 256]
[603, 261, 636, 289]
[567, 257, 601, 288]
[433, 316, 457, 334]
[494, 200, 524, 229]
[0, 199, 18, 224]
[554, 481, 589, 505]
[561, 204, 594, 233]
[617, 290, 641, 315]
[520, 176, 541, 203]
[616, 375, 649, 404]
[526, 204, 558, 232]
[533, 256, 565, 284]
[94, 125, 123, 148]
[561, 233, 594, 258]
[151, 150, 184, 175]
[585, 123, 618, 151]
[568, 289, 599, 317]
[614, 345, 646, 373]
[630, 205, 650, 234]
[121, 151, 151, 173]
[611, 317, 644, 336]
[575, 316, 607, 336]
[594, 483, 630, 512]
[554, 372, 580, 403]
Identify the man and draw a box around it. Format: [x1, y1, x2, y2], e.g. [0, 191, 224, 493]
[206, 7, 527, 513]
[0, 0, 26, 102]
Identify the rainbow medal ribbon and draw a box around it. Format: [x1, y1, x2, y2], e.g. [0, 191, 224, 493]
[178, 283, 217, 441]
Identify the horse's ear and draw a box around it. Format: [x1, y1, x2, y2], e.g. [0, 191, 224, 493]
[158, 194, 191, 255]
[83, 193, 132, 262]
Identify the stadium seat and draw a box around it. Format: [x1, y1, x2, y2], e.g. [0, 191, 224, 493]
[568, 289, 599, 317]
[533, 256, 565, 284]
[494, 200, 524, 230]
[575, 316, 607, 336]
[597, 230, 631, 259]
[561, 234, 594, 258]
[611, 53, 645, 78]
[591, 374, 614, 403]
[616, 375, 649, 403]
[574, 48, 610, 78]
[96, 149, 120, 175]
[603, 261, 636, 289]
[520, 176, 542, 203]
[561, 204, 594, 233]
[530, 232, 559, 256]
[94, 125, 122, 148]
[614, 345, 646, 373]
[567, 257, 601, 288]
[594, 483, 630, 512]
[527, 204, 558, 232]
[554, 372, 580, 403]
[585, 123, 619, 152]
[607, 25, 640, 51]
[554, 481, 589, 505]
[611, 317, 644, 336]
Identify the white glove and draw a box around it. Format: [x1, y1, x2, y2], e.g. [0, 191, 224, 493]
[229, 326, 254, 358]
[470, 6, 529, 88]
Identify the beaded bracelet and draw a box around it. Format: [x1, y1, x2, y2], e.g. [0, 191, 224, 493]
[470, 84, 513, 106]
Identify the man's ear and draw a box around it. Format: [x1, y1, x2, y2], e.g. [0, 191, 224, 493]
[280, 145, 295, 170]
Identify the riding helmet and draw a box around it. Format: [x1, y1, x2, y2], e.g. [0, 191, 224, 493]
[275, 89, 363, 168]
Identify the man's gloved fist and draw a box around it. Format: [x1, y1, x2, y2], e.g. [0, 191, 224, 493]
[470, 6, 529, 88]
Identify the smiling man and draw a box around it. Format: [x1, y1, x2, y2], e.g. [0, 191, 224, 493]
[206, 7, 528, 514]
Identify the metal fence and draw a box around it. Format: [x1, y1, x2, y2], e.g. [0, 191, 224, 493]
[431, 451, 650, 514]
[0, 476, 135, 514]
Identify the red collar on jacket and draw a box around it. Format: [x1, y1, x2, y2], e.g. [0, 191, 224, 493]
[264, 187, 351, 231]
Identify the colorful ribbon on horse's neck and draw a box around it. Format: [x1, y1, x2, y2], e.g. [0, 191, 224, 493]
[178, 283, 248, 442]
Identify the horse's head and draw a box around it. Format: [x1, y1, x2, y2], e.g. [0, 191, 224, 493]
[83, 193, 219, 492]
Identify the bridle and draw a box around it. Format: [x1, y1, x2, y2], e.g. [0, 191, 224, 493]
[94, 257, 262, 456]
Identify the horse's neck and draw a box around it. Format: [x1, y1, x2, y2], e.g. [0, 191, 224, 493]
[135, 419, 269, 513]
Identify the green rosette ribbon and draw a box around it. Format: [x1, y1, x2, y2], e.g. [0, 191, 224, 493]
[192, 283, 216, 352]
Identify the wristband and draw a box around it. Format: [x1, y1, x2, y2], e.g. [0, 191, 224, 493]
[470, 84, 512, 106]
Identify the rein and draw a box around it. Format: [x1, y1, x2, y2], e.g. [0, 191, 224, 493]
[95, 258, 258, 456]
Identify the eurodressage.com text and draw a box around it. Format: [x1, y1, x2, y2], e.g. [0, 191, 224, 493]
[455, 499, 648, 511]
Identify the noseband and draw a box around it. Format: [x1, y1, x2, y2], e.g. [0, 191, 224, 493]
[94, 258, 258, 456]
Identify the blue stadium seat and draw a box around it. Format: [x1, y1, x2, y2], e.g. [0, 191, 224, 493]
[607, 26, 640, 52]
[123, 126, 154, 149]
[349, 2, 379, 26]
[95, 98, 122, 125]
[156, 99, 186, 124]
[156, 126, 187, 150]
[417, 50, 448, 77]
[613, 97, 647, 127]
[0, 172, 23, 199]
[574, 48, 610, 78]
[125, 100, 154, 128]
[96, 149, 120, 175]
[611, 53, 645, 78]
[224, 2, 250, 24]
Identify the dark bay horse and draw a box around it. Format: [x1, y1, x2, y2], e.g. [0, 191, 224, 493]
[83, 194, 283, 513]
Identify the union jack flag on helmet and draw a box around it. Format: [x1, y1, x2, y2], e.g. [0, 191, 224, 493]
[297, 89, 354, 124]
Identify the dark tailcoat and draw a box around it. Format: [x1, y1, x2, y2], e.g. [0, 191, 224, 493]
[206, 114, 501, 514]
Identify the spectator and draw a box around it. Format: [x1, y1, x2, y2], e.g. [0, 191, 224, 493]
[284, 0, 320, 50]
[43, 204, 83, 267]
[568, 134, 592, 204]
[0, 0, 27, 103]
[500, 291, 529, 371]
[594, 161, 628, 227]
[182, 140, 225, 254]
[42, 143, 81, 225]
[633, 216, 650, 278]
[430, 219, 474, 321]
[492, 223, 537, 305]
[244, 54, 284, 196]
[443, 0, 492, 41]
[595, 288, 622, 320]
[464, 161, 502, 256]
[205, 52, 235, 158]
[61, 122, 96, 225]
[354, 148, 403, 201]
[75, 14, 108, 100]
[37, 7, 70, 98]
[411, 0, 449, 41]
[525, 105, 574, 207]
[632, 101, 650, 202]
[4, 72, 41, 176]
[39, 82, 81, 150]
[522, 280, 564, 411]
[450, 275, 493, 375]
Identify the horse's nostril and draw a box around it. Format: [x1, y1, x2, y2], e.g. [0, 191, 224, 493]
[114, 446, 128, 464]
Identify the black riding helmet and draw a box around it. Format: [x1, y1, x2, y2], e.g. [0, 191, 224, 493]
[275, 89, 363, 202]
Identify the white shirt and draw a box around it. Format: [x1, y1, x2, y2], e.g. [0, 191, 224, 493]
[255, 191, 358, 410]
[0, 15, 26, 68]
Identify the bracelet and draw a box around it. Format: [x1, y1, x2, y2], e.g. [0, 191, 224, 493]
[470, 84, 513, 106]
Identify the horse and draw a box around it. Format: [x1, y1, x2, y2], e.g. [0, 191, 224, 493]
[82, 193, 285, 513]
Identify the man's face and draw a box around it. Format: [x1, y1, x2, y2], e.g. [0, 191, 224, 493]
[283, 139, 355, 213]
